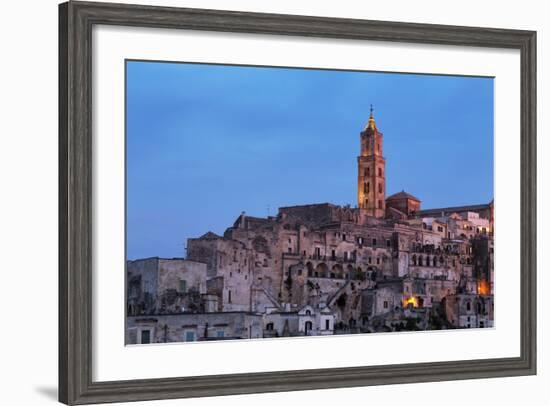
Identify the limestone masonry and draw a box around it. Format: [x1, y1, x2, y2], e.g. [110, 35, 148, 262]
[126, 108, 494, 344]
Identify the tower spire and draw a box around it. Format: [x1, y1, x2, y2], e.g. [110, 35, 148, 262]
[366, 104, 377, 130]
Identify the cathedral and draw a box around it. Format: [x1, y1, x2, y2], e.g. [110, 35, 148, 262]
[126, 109, 494, 344]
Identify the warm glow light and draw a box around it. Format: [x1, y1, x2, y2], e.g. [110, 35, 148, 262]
[403, 296, 418, 308]
[478, 279, 490, 295]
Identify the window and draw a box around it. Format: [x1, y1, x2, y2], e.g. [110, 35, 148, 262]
[363, 182, 367, 193]
[305, 310, 312, 316]
[358, 237, 363, 245]
[331, 249, 336, 260]
[342, 234, 346, 241]
[185, 331, 195, 342]
[366, 182, 370, 193]
[368, 257, 372, 264]
[305, 321, 313, 334]
[376, 257, 380, 265]
[378, 200, 382, 209]
[140, 329, 151, 344]
[378, 167, 382, 177]
[315, 247, 321, 257]
[365, 198, 369, 207]
[288, 247, 292, 253]
[383, 301, 388, 309]
[288, 238, 291, 243]
[344, 252, 348, 261]
[365, 167, 370, 177]
[216, 330, 225, 338]
[466, 302, 471, 311]
[178, 279, 187, 293]
[325, 319, 330, 330]
[228, 290, 232, 303]
[378, 183, 382, 193]
[372, 238, 377, 246]
[266, 322, 274, 331]
[386, 239, 391, 247]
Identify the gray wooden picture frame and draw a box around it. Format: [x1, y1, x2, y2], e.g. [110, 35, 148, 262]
[59, 1, 537, 404]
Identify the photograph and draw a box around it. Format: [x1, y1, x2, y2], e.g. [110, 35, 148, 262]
[124, 61, 495, 344]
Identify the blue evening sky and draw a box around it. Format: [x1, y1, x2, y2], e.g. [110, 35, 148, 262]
[126, 61, 493, 260]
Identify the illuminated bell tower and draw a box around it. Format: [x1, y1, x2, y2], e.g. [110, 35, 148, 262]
[357, 105, 386, 218]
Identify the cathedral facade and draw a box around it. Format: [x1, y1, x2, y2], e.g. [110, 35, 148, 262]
[126, 110, 494, 344]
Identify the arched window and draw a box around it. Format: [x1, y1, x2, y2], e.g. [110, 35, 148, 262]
[266, 322, 274, 331]
[466, 302, 471, 311]
[419, 256, 424, 266]
[426, 256, 430, 267]
[412, 255, 417, 266]
[305, 309, 311, 316]
[378, 167, 382, 177]
[433, 256, 437, 267]
[365, 167, 370, 177]
[366, 182, 370, 193]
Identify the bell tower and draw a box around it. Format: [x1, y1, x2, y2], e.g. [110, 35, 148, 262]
[357, 105, 386, 218]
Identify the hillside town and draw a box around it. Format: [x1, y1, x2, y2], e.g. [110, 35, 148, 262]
[126, 108, 494, 344]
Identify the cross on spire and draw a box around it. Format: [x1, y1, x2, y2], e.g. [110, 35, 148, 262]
[370, 104, 374, 117]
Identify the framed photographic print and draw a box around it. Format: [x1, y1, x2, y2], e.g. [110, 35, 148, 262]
[59, 1, 536, 404]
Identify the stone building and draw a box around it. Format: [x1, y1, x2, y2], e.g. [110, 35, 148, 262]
[126, 108, 494, 343]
